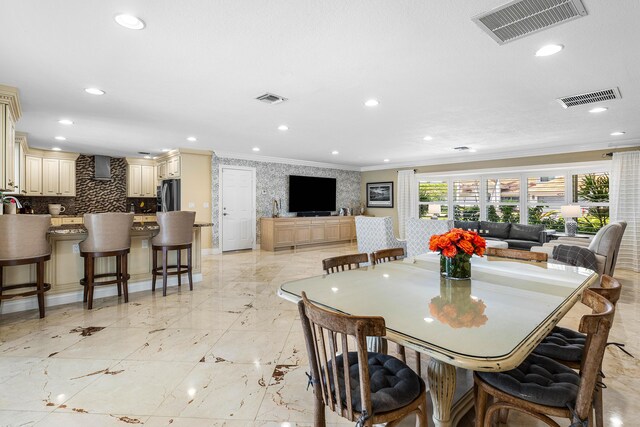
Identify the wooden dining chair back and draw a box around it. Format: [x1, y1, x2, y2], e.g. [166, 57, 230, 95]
[475, 289, 615, 427]
[486, 247, 548, 262]
[370, 247, 405, 265]
[322, 253, 369, 274]
[298, 292, 427, 427]
[591, 275, 621, 307]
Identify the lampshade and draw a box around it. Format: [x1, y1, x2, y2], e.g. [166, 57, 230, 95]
[560, 205, 582, 218]
[428, 204, 442, 215]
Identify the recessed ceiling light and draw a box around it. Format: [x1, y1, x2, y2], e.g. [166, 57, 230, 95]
[54, 136, 66, 141]
[52, 147, 62, 151]
[589, 107, 608, 113]
[383, 158, 390, 162]
[252, 147, 260, 152]
[161, 148, 171, 152]
[331, 150, 339, 155]
[143, 155, 151, 159]
[58, 119, 73, 125]
[186, 136, 197, 142]
[423, 135, 433, 141]
[85, 87, 105, 95]
[610, 131, 626, 136]
[364, 99, 379, 107]
[114, 14, 146, 30]
[535, 44, 564, 57]
[278, 125, 289, 131]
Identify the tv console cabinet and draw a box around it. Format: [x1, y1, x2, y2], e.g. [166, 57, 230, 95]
[260, 216, 355, 251]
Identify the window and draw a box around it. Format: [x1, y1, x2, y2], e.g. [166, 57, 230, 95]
[572, 172, 609, 234]
[418, 180, 448, 220]
[453, 179, 480, 221]
[486, 178, 520, 223]
[527, 175, 565, 232]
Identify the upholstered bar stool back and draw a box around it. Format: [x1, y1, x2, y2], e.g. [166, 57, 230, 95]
[80, 213, 134, 309]
[0, 215, 52, 318]
[151, 211, 196, 296]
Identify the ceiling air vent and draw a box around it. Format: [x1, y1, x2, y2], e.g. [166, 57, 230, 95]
[453, 146, 471, 151]
[472, 0, 588, 45]
[557, 87, 622, 108]
[256, 92, 288, 105]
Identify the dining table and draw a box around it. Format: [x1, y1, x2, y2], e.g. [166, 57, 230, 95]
[278, 252, 598, 427]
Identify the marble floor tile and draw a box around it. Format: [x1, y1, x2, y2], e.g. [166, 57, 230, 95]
[125, 328, 226, 362]
[0, 357, 118, 412]
[1, 243, 638, 426]
[34, 412, 149, 426]
[60, 360, 197, 415]
[204, 330, 289, 365]
[52, 327, 160, 360]
[153, 362, 270, 420]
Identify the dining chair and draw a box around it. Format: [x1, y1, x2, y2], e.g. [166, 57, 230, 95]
[298, 292, 428, 427]
[485, 247, 548, 262]
[474, 289, 615, 427]
[370, 247, 405, 265]
[322, 253, 369, 274]
[533, 275, 622, 427]
[369, 247, 416, 368]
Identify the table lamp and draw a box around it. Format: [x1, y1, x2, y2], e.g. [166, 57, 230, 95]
[428, 204, 441, 219]
[560, 205, 581, 237]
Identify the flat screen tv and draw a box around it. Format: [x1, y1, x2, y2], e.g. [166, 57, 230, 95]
[288, 175, 337, 214]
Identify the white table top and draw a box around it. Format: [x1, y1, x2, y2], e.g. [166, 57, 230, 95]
[278, 253, 597, 371]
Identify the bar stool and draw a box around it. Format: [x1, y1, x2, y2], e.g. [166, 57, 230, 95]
[80, 213, 134, 310]
[151, 211, 196, 296]
[0, 215, 52, 318]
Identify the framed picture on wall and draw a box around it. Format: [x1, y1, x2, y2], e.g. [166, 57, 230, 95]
[366, 182, 394, 208]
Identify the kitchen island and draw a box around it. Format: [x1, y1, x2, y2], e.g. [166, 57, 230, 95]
[1, 222, 213, 315]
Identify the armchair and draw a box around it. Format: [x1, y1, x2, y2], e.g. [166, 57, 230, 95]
[355, 216, 406, 266]
[405, 218, 453, 257]
[531, 222, 625, 276]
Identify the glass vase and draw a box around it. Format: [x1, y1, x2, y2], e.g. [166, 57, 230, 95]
[440, 253, 472, 280]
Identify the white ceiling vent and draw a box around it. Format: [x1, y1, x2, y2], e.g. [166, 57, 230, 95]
[472, 0, 588, 45]
[256, 93, 287, 105]
[557, 87, 622, 108]
[453, 146, 471, 151]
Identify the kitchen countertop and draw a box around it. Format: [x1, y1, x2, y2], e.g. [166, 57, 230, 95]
[48, 222, 213, 235]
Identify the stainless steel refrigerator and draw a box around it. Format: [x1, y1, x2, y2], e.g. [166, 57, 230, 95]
[158, 179, 180, 212]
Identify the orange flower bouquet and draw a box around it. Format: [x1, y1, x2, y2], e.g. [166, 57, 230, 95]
[429, 228, 486, 279]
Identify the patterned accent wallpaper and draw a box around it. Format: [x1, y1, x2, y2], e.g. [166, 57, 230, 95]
[17, 155, 156, 215]
[211, 155, 361, 248]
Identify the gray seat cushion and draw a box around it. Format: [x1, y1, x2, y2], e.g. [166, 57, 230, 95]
[328, 352, 421, 413]
[504, 239, 540, 250]
[476, 353, 580, 408]
[509, 223, 544, 242]
[533, 326, 586, 362]
[480, 221, 511, 239]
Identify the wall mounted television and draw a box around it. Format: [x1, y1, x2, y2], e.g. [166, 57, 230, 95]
[288, 175, 337, 216]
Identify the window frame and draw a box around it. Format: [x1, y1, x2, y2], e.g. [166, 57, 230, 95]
[414, 161, 610, 233]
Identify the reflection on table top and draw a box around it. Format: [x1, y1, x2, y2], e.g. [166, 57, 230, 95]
[278, 253, 597, 371]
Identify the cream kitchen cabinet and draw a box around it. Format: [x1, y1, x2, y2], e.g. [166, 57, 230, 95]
[156, 160, 167, 180]
[166, 155, 181, 178]
[24, 155, 43, 195]
[21, 147, 77, 197]
[126, 160, 156, 197]
[42, 158, 76, 196]
[1, 85, 21, 191]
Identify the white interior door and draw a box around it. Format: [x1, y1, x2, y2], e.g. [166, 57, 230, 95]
[221, 167, 255, 251]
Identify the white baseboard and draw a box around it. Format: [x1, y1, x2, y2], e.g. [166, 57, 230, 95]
[0, 273, 203, 315]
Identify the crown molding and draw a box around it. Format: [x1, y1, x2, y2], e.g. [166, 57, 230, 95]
[0, 84, 22, 121]
[359, 140, 640, 172]
[213, 151, 361, 171]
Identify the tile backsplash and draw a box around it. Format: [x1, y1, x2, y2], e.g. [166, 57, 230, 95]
[16, 155, 156, 215]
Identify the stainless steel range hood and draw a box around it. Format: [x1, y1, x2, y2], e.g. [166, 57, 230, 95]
[94, 155, 111, 180]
